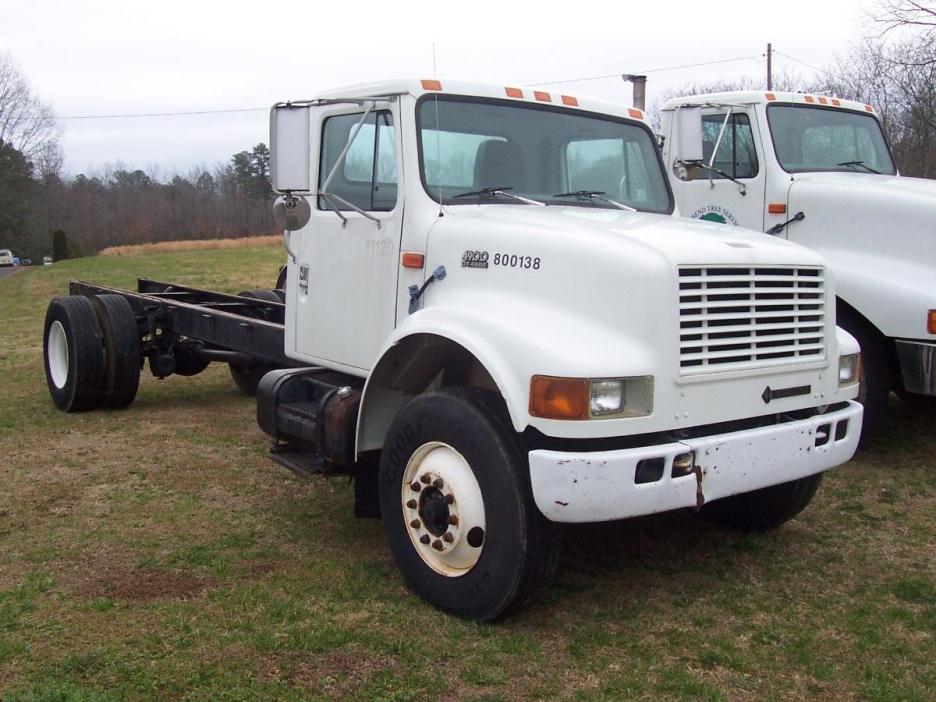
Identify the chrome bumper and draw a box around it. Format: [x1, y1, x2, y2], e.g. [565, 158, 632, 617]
[528, 401, 862, 523]
[895, 340, 936, 396]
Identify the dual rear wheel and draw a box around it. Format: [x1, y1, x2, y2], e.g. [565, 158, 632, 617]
[43, 295, 141, 412]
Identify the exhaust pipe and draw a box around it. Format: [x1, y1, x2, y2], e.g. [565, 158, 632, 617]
[622, 74, 647, 112]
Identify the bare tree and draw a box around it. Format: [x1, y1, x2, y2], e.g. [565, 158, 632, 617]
[872, 1, 936, 65]
[0, 54, 60, 161]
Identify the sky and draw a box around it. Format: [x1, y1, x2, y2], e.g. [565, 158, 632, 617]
[1, 0, 875, 178]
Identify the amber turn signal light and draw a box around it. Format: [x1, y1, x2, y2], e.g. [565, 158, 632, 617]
[529, 376, 590, 420]
[928, 310, 936, 335]
[768, 203, 786, 214]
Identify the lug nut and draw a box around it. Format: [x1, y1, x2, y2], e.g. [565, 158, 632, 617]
[432, 478, 444, 489]
[431, 540, 444, 551]
[406, 499, 417, 509]
[420, 474, 432, 484]
[419, 535, 430, 545]
[410, 519, 421, 529]
[448, 515, 459, 526]
[444, 494, 455, 505]
[410, 482, 421, 493]
[442, 532, 454, 543]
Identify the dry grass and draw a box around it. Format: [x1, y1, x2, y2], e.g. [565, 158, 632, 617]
[99, 234, 280, 256]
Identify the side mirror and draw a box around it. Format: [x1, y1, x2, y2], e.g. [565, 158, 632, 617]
[272, 194, 312, 231]
[674, 107, 704, 163]
[270, 104, 312, 193]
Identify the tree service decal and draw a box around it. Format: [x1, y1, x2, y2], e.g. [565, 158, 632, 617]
[691, 205, 738, 225]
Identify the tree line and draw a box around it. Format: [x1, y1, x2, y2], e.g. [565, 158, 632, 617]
[0, 53, 277, 261]
[1, 1, 934, 261]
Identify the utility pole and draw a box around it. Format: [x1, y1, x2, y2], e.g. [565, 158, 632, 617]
[766, 42, 773, 90]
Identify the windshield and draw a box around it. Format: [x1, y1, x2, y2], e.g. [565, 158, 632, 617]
[767, 104, 896, 175]
[417, 95, 673, 213]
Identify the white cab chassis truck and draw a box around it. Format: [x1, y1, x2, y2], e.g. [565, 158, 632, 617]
[662, 91, 936, 432]
[44, 80, 862, 621]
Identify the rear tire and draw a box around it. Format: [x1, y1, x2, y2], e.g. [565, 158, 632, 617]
[43, 296, 106, 412]
[699, 473, 824, 532]
[378, 388, 559, 621]
[91, 294, 141, 409]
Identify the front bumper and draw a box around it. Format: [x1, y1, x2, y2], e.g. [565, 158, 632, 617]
[895, 340, 936, 396]
[529, 401, 862, 523]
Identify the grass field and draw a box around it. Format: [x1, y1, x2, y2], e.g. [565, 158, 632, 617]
[0, 248, 934, 701]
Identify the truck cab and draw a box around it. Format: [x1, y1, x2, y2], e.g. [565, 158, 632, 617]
[266, 80, 861, 618]
[661, 91, 936, 431]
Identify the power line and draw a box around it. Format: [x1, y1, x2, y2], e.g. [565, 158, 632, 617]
[773, 50, 826, 74]
[526, 55, 764, 87]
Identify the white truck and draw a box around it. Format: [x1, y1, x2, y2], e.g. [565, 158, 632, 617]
[43, 79, 862, 621]
[661, 91, 936, 431]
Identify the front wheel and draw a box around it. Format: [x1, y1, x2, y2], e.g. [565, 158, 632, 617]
[378, 388, 559, 621]
[699, 473, 824, 532]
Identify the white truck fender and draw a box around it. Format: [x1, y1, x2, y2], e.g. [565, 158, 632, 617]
[356, 302, 657, 453]
[826, 249, 936, 340]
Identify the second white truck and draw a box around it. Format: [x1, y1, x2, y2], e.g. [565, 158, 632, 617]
[44, 79, 862, 620]
[662, 91, 936, 432]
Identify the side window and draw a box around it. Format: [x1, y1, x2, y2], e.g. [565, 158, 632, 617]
[319, 111, 397, 211]
[694, 113, 759, 180]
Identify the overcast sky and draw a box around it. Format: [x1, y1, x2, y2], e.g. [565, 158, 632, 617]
[2, 0, 873, 177]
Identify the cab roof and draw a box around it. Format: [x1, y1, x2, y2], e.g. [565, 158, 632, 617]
[662, 90, 877, 117]
[311, 78, 652, 126]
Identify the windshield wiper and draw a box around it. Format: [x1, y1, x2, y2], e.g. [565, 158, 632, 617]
[837, 160, 880, 174]
[452, 186, 545, 206]
[552, 190, 636, 211]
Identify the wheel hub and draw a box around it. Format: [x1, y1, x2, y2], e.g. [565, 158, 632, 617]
[401, 442, 486, 576]
[47, 320, 69, 389]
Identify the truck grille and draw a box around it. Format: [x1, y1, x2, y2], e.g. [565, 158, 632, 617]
[679, 266, 826, 374]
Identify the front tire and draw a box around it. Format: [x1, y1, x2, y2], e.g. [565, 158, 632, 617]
[838, 307, 889, 436]
[699, 473, 823, 532]
[378, 388, 559, 621]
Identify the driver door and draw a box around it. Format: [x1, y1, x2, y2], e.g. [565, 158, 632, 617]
[291, 106, 403, 372]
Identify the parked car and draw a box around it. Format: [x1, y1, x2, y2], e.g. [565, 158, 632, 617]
[0, 249, 13, 267]
[42, 256, 53, 266]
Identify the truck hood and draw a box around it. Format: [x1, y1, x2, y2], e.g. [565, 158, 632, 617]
[787, 172, 936, 266]
[441, 204, 822, 268]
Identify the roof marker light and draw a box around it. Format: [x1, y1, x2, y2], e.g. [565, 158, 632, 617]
[534, 90, 552, 102]
[561, 95, 578, 106]
[628, 108, 643, 119]
[818, 96, 828, 105]
[928, 310, 936, 335]
[505, 86, 523, 98]
[804, 95, 815, 103]
[865, 104, 875, 112]
[832, 98, 841, 106]
[766, 92, 777, 101]
[421, 79, 442, 91]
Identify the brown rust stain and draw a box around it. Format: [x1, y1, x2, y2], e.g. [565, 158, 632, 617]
[693, 463, 705, 509]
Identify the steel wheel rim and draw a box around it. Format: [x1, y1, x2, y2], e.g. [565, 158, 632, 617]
[48, 320, 69, 389]
[401, 441, 486, 577]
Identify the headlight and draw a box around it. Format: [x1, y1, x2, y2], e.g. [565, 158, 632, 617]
[529, 375, 653, 420]
[838, 353, 861, 387]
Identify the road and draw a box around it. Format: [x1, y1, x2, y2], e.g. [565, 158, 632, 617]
[0, 266, 23, 282]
